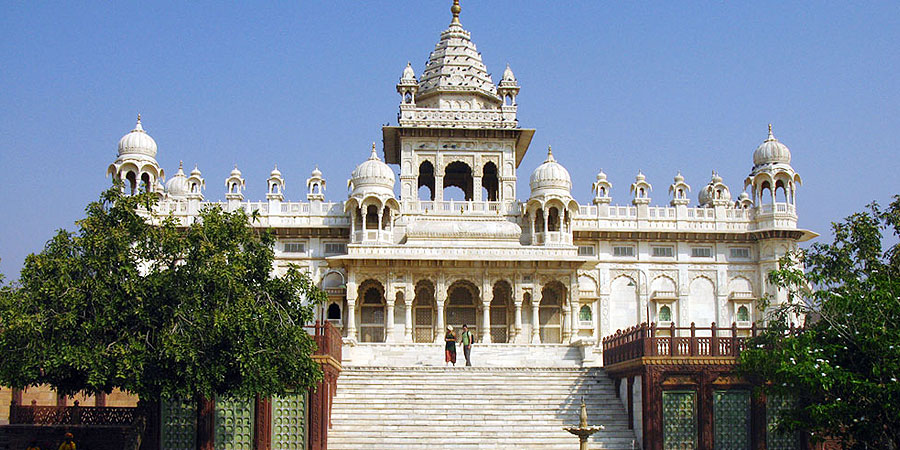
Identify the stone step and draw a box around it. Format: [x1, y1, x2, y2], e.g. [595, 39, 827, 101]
[328, 366, 636, 450]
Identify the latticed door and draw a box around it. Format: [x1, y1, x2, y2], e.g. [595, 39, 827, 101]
[714, 390, 751, 450]
[414, 303, 433, 343]
[447, 306, 476, 337]
[360, 305, 385, 342]
[539, 306, 561, 343]
[161, 397, 196, 450]
[663, 390, 697, 450]
[490, 305, 508, 343]
[766, 394, 799, 449]
[272, 392, 307, 450]
[214, 397, 254, 449]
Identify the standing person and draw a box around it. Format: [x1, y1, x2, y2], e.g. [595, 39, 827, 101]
[57, 433, 75, 450]
[461, 324, 475, 366]
[444, 325, 457, 366]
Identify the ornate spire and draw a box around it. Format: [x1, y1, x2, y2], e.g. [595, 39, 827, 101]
[370, 142, 379, 160]
[547, 145, 554, 161]
[451, 0, 461, 25]
[767, 123, 775, 141]
[133, 114, 144, 132]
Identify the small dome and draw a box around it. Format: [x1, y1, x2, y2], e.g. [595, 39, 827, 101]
[529, 146, 572, 196]
[738, 191, 750, 201]
[230, 165, 242, 177]
[311, 166, 323, 178]
[596, 170, 608, 181]
[190, 165, 202, 177]
[165, 162, 189, 198]
[350, 144, 395, 197]
[698, 171, 732, 206]
[401, 62, 416, 81]
[502, 64, 516, 82]
[674, 172, 685, 183]
[753, 124, 791, 166]
[270, 164, 282, 178]
[117, 115, 158, 158]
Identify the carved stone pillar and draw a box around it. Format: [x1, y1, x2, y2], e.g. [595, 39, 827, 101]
[435, 175, 444, 202]
[513, 300, 523, 342]
[346, 298, 357, 341]
[531, 302, 541, 344]
[435, 291, 446, 344]
[481, 301, 491, 343]
[404, 295, 413, 342]
[385, 302, 395, 342]
[562, 308, 570, 343]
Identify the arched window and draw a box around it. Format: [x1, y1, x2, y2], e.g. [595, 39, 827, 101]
[404, 92, 412, 104]
[534, 209, 545, 233]
[365, 205, 379, 230]
[481, 162, 499, 201]
[141, 173, 151, 193]
[737, 305, 750, 322]
[579, 305, 592, 322]
[126, 171, 137, 195]
[547, 207, 560, 232]
[443, 161, 474, 201]
[659, 305, 672, 322]
[417, 161, 435, 201]
[327, 303, 341, 320]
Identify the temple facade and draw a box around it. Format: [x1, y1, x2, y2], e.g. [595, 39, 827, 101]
[105, 1, 814, 368]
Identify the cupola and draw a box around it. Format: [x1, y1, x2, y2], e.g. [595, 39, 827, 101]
[529, 146, 572, 198]
[307, 166, 326, 202]
[117, 114, 158, 159]
[225, 165, 245, 201]
[348, 143, 396, 199]
[165, 161, 189, 199]
[186, 165, 205, 200]
[753, 124, 791, 167]
[698, 171, 732, 207]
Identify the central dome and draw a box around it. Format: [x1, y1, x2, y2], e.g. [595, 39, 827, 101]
[117, 115, 157, 158]
[753, 124, 791, 166]
[529, 146, 572, 196]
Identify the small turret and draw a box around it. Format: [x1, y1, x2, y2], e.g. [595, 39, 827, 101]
[267, 164, 285, 201]
[668, 172, 690, 206]
[630, 171, 652, 205]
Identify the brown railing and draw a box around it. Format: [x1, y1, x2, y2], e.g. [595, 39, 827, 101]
[9, 401, 139, 425]
[602, 322, 766, 366]
[306, 320, 342, 363]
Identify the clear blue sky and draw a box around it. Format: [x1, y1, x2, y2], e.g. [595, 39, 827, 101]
[1, 1, 898, 278]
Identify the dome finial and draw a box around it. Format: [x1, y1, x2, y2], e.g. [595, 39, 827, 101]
[179, 160, 183, 169]
[547, 145, 555, 162]
[370, 142, 379, 160]
[767, 123, 775, 141]
[450, 0, 461, 25]
[137, 113, 142, 124]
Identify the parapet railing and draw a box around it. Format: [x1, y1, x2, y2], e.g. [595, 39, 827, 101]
[602, 322, 782, 366]
[9, 400, 138, 425]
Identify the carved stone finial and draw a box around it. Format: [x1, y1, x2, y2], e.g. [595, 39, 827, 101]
[137, 113, 141, 124]
[767, 123, 775, 141]
[451, 0, 461, 25]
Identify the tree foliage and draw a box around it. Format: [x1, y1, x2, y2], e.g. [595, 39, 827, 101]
[738, 196, 900, 449]
[0, 185, 325, 400]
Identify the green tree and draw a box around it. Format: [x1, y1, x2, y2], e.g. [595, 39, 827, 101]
[0, 185, 325, 401]
[738, 196, 900, 449]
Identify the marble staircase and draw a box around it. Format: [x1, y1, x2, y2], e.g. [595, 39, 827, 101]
[327, 366, 639, 450]
[342, 343, 590, 367]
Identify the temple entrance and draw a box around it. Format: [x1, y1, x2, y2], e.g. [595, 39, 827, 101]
[359, 281, 385, 343]
[413, 280, 436, 343]
[490, 281, 512, 343]
[540, 282, 565, 344]
[446, 281, 478, 337]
